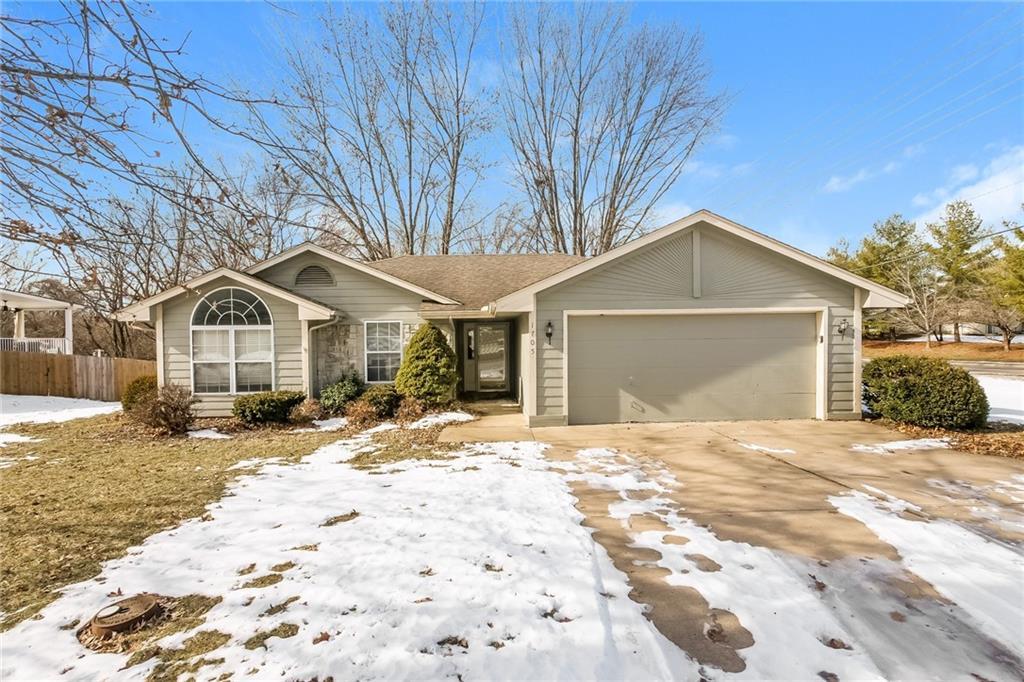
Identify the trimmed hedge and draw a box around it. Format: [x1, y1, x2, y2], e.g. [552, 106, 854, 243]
[360, 385, 401, 419]
[232, 391, 306, 425]
[862, 355, 989, 429]
[320, 371, 364, 414]
[394, 324, 457, 407]
[122, 375, 158, 412]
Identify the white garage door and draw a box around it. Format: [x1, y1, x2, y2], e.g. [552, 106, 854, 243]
[567, 313, 818, 424]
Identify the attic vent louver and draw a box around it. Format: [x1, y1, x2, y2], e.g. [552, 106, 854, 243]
[295, 265, 334, 287]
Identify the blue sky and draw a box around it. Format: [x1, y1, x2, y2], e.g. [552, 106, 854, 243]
[31, 1, 1024, 258]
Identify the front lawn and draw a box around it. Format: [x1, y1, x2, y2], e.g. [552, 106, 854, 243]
[863, 340, 1024, 362]
[0, 414, 345, 630]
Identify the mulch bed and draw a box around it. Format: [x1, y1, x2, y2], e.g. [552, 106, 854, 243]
[873, 418, 1024, 460]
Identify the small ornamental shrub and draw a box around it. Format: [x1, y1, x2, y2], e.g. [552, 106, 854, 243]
[122, 375, 158, 412]
[232, 391, 306, 425]
[394, 324, 457, 407]
[361, 384, 401, 419]
[129, 384, 196, 435]
[396, 395, 425, 424]
[319, 371, 364, 414]
[289, 398, 324, 424]
[862, 355, 989, 430]
[344, 399, 379, 429]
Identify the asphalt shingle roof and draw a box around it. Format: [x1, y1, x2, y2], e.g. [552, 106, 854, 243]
[369, 254, 586, 308]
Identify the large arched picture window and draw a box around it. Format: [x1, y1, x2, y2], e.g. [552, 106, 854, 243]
[190, 287, 273, 394]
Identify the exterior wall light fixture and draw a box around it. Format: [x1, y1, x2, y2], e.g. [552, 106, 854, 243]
[545, 320, 554, 344]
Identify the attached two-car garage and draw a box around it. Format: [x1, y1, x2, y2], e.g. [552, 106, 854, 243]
[566, 312, 819, 425]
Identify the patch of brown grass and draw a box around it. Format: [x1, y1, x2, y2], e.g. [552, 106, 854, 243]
[864, 340, 1024, 362]
[348, 424, 457, 470]
[0, 413, 348, 630]
[243, 622, 299, 650]
[241, 574, 283, 589]
[875, 418, 1024, 459]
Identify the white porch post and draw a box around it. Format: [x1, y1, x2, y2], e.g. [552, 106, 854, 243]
[14, 309, 25, 337]
[63, 305, 74, 354]
[301, 319, 310, 395]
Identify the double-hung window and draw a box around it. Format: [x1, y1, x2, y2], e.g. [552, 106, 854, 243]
[365, 321, 402, 383]
[191, 288, 274, 394]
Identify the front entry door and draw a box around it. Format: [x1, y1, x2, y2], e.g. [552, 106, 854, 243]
[463, 322, 509, 393]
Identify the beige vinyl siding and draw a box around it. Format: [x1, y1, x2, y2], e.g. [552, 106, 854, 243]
[161, 275, 304, 417]
[534, 222, 858, 420]
[256, 252, 426, 325]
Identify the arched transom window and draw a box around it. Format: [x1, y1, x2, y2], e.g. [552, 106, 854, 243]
[190, 287, 273, 394]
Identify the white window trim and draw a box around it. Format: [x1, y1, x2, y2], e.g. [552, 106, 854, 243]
[189, 287, 276, 396]
[364, 320, 403, 384]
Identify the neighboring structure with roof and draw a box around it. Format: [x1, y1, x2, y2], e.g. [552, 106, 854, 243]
[116, 210, 907, 423]
[1, 288, 80, 355]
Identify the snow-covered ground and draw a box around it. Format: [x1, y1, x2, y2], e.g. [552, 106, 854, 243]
[1, 420, 695, 681]
[0, 394, 121, 427]
[904, 334, 1021, 344]
[976, 375, 1024, 424]
[3, 411, 1022, 680]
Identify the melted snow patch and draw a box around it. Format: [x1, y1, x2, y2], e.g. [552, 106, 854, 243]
[186, 428, 230, 440]
[850, 438, 949, 455]
[831, 489, 1024, 659]
[0, 433, 37, 448]
[0, 394, 120, 427]
[738, 443, 796, 455]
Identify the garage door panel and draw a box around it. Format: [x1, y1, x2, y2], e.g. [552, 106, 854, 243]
[568, 313, 817, 424]
[569, 364, 815, 397]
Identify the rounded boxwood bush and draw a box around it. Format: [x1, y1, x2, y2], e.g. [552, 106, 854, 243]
[394, 323, 457, 407]
[122, 375, 158, 412]
[232, 390, 306, 425]
[862, 355, 988, 429]
[360, 384, 401, 419]
[319, 371, 364, 414]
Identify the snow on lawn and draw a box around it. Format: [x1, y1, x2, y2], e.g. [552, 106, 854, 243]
[976, 375, 1024, 425]
[407, 411, 474, 429]
[850, 438, 950, 455]
[187, 428, 231, 440]
[1, 428, 695, 681]
[832, 489, 1024, 660]
[0, 433, 37, 448]
[294, 416, 348, 433]
[0, 394, 120, 427]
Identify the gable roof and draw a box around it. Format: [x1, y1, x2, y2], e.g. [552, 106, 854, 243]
[114, 268, 335, 322]
[494, 209, 910, 309]
[245, 243, 461, 305]
[369, 254, 586, 310]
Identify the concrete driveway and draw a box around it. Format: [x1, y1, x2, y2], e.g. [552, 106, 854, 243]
[441, 416, 1024, 678]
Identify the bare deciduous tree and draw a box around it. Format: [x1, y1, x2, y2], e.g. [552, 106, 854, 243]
[1, 0, 271, 248]
[245, 1, 490, 259]
[501, 4, 724, 255]
[889, 263, 952, 349]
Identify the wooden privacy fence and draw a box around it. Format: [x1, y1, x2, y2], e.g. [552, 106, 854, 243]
[0, 351, 156, 402]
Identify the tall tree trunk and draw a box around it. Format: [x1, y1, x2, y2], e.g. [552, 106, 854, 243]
[953, 320, 961, 343]
[1003, 329, 1011, 352]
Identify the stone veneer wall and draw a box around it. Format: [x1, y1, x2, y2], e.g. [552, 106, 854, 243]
[312, 322, 420, 394]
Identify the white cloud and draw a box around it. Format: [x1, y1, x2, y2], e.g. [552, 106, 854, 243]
[950, 164, 979, 184]
[682, 159, 756, 181]
[712, 132, 740, 149]
[651, 200, 695, 225]
[823, 159, 901, 194]
[824, 168, 871, 193]
[912, 145, 1024, 226]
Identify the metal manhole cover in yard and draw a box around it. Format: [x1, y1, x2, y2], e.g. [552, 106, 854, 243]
[86, 593, 164, 639]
